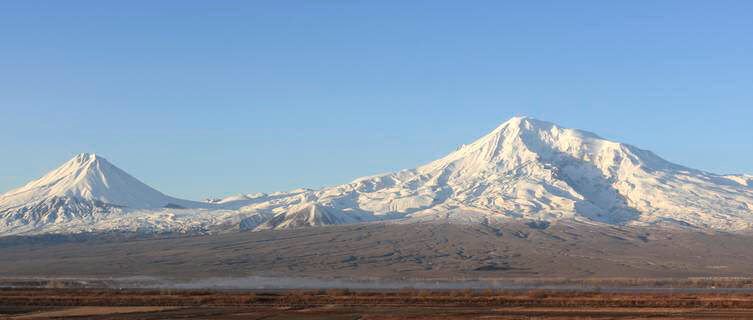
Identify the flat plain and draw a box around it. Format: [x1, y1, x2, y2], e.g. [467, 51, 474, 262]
[3, 288, 753, 319]
[1, 221, 753, 279]
[3, 221, 753, 318]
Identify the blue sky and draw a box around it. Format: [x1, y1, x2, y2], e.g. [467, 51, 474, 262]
[2, 1, 752, 200]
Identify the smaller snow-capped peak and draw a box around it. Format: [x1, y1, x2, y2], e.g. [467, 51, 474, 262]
[0, 153, 182, 209]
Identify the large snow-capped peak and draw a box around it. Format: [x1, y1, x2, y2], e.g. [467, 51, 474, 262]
[237, 116, 753, 231]
[0, 153, 192, 209]
[419, 116, 674, 177]
[2, 117, 752, 235]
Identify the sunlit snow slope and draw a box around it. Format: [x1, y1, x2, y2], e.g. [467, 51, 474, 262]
[0, 153, 211, 233]
[2, 117, 752, 235]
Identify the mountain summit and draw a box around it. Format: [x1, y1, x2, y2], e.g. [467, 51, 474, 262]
[2, 117, 752, 235]
[237, 116, 753, 231]
[0, 153, 205, 231]
[0, 153, 176, 209]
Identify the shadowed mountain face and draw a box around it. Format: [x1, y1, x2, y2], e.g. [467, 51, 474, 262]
[1, 117, 752, 235]
[1, 221, 752, 280]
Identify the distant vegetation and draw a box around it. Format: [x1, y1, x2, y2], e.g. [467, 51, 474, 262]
[4, 288, 753, 309]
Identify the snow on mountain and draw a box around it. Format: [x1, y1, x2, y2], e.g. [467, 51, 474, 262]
[0, 153, 211, 234]
[254, 203, 372, 230]
[233, 116, 753, 231]
[2, 153, 182, 209]
[2, 117, 753, 235]
[723, 174, 753, 188]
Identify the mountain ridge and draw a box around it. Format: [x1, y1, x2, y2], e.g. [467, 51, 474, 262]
[2, 116, 752, 235]
[234, 116, 753, 231]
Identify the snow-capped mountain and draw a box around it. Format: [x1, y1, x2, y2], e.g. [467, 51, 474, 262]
[0, 153, 210, 233]
[230, 116, 753, 231]
[2, 117, 753, 235]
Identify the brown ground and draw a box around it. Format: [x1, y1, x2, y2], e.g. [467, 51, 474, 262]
[0, 221, 753, 280]
[10, 307, 177, 319]
[3, 222, 753, 318]
[2, 288, 753, 319]
[7, 306, 753, 319]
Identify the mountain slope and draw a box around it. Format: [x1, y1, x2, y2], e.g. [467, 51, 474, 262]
[0, 153, 209, 233]
[232, 116, 753, 231]
[1, 153, 181, 209]
[2, 117, 752, 235]
[5, 221, 753, 279]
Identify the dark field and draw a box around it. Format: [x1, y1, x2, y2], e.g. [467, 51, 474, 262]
[3, 288, 753, 319]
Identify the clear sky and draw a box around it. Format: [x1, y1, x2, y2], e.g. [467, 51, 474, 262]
[1, 1, 752, 200]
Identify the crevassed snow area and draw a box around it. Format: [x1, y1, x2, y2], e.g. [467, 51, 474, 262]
[2, 116, 752, 235]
